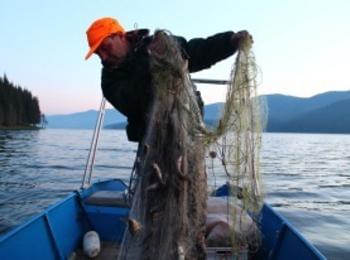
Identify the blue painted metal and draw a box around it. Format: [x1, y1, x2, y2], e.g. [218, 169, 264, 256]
[0, 192, 90, 260]
[257, 204, 326, 260]
[43, 213, 64, 260]
[78, 178, 129, 241]
[83, 205, 129, 241]
[215, 184, 326, 259]
[0, 179, 127, 260]
[0, 179, 326, 259]
[212, 182, 231, 196]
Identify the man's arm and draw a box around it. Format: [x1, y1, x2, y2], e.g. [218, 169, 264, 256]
[101, 68, 134, 118]
[101, 66, 152, 142]
[176, 31, 251, 73]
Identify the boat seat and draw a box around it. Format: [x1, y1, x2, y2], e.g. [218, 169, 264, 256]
[85, 190, 129, 207]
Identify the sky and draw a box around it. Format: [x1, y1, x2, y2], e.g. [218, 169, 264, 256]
[1, 0, 350, 115]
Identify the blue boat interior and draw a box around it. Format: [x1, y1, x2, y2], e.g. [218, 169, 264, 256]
[0, 179, 326, 259]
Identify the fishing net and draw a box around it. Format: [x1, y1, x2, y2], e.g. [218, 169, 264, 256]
[119, 30, 264, 259]
[205, 35, 265, 254]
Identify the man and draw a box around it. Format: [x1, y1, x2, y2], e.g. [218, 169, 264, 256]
[85, 17, 252, 143]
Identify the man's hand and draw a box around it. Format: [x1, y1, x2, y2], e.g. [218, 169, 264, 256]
[231, 30, 254, 49]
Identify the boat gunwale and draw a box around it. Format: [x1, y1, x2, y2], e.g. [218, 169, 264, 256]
[0, 178, 127, 243]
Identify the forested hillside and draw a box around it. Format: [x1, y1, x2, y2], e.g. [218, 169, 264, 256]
[0, 75, 41, 128]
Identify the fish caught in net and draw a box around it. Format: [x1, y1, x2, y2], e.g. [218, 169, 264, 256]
[119, 30, 265, 259]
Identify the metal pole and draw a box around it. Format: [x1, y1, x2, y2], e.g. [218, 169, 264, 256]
[192, 78, 230, 85]
[81, 97, 106, 189]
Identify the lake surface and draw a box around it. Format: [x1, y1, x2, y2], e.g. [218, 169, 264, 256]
[0, 129, 349, 259]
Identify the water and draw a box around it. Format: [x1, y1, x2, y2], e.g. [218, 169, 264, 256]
[261, 134, 350, 259]
[0, 129, 349, 259]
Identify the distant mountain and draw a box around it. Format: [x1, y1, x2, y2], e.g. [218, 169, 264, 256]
[265, 91, 350, 124]
[202, 91, 350, 133]
[104, 121, 127, 129]
[204, 103, 224, 123]
[46, 109, 125, 129]
[277, 98, 350, 133]
[46, 90, 350, 133]
[46, 105, 224, 129]
[265, 91, 350, 132]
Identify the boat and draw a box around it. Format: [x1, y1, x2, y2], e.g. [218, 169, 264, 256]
[0, 178, 326, 259]
[0, 84, 327, 259]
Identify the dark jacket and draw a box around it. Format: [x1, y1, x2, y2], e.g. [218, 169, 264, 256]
[101, 29, 240, 142]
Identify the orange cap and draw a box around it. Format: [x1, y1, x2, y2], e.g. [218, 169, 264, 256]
[85, 17, 125, 60]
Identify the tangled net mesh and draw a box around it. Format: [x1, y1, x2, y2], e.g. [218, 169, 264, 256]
[119, 30, 265, 259]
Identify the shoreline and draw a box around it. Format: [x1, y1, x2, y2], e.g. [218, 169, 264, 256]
[0, 125, 41, 130]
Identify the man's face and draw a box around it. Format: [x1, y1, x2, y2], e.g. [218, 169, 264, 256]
[96, 34, 129, 67]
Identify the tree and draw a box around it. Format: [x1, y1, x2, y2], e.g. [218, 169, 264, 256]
[0, 74, 42, 128]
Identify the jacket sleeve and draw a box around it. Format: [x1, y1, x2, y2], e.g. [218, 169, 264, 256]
[101, 64, 152, 142]
[176, 31, 239, 73]
[101, 67, 136, 118]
